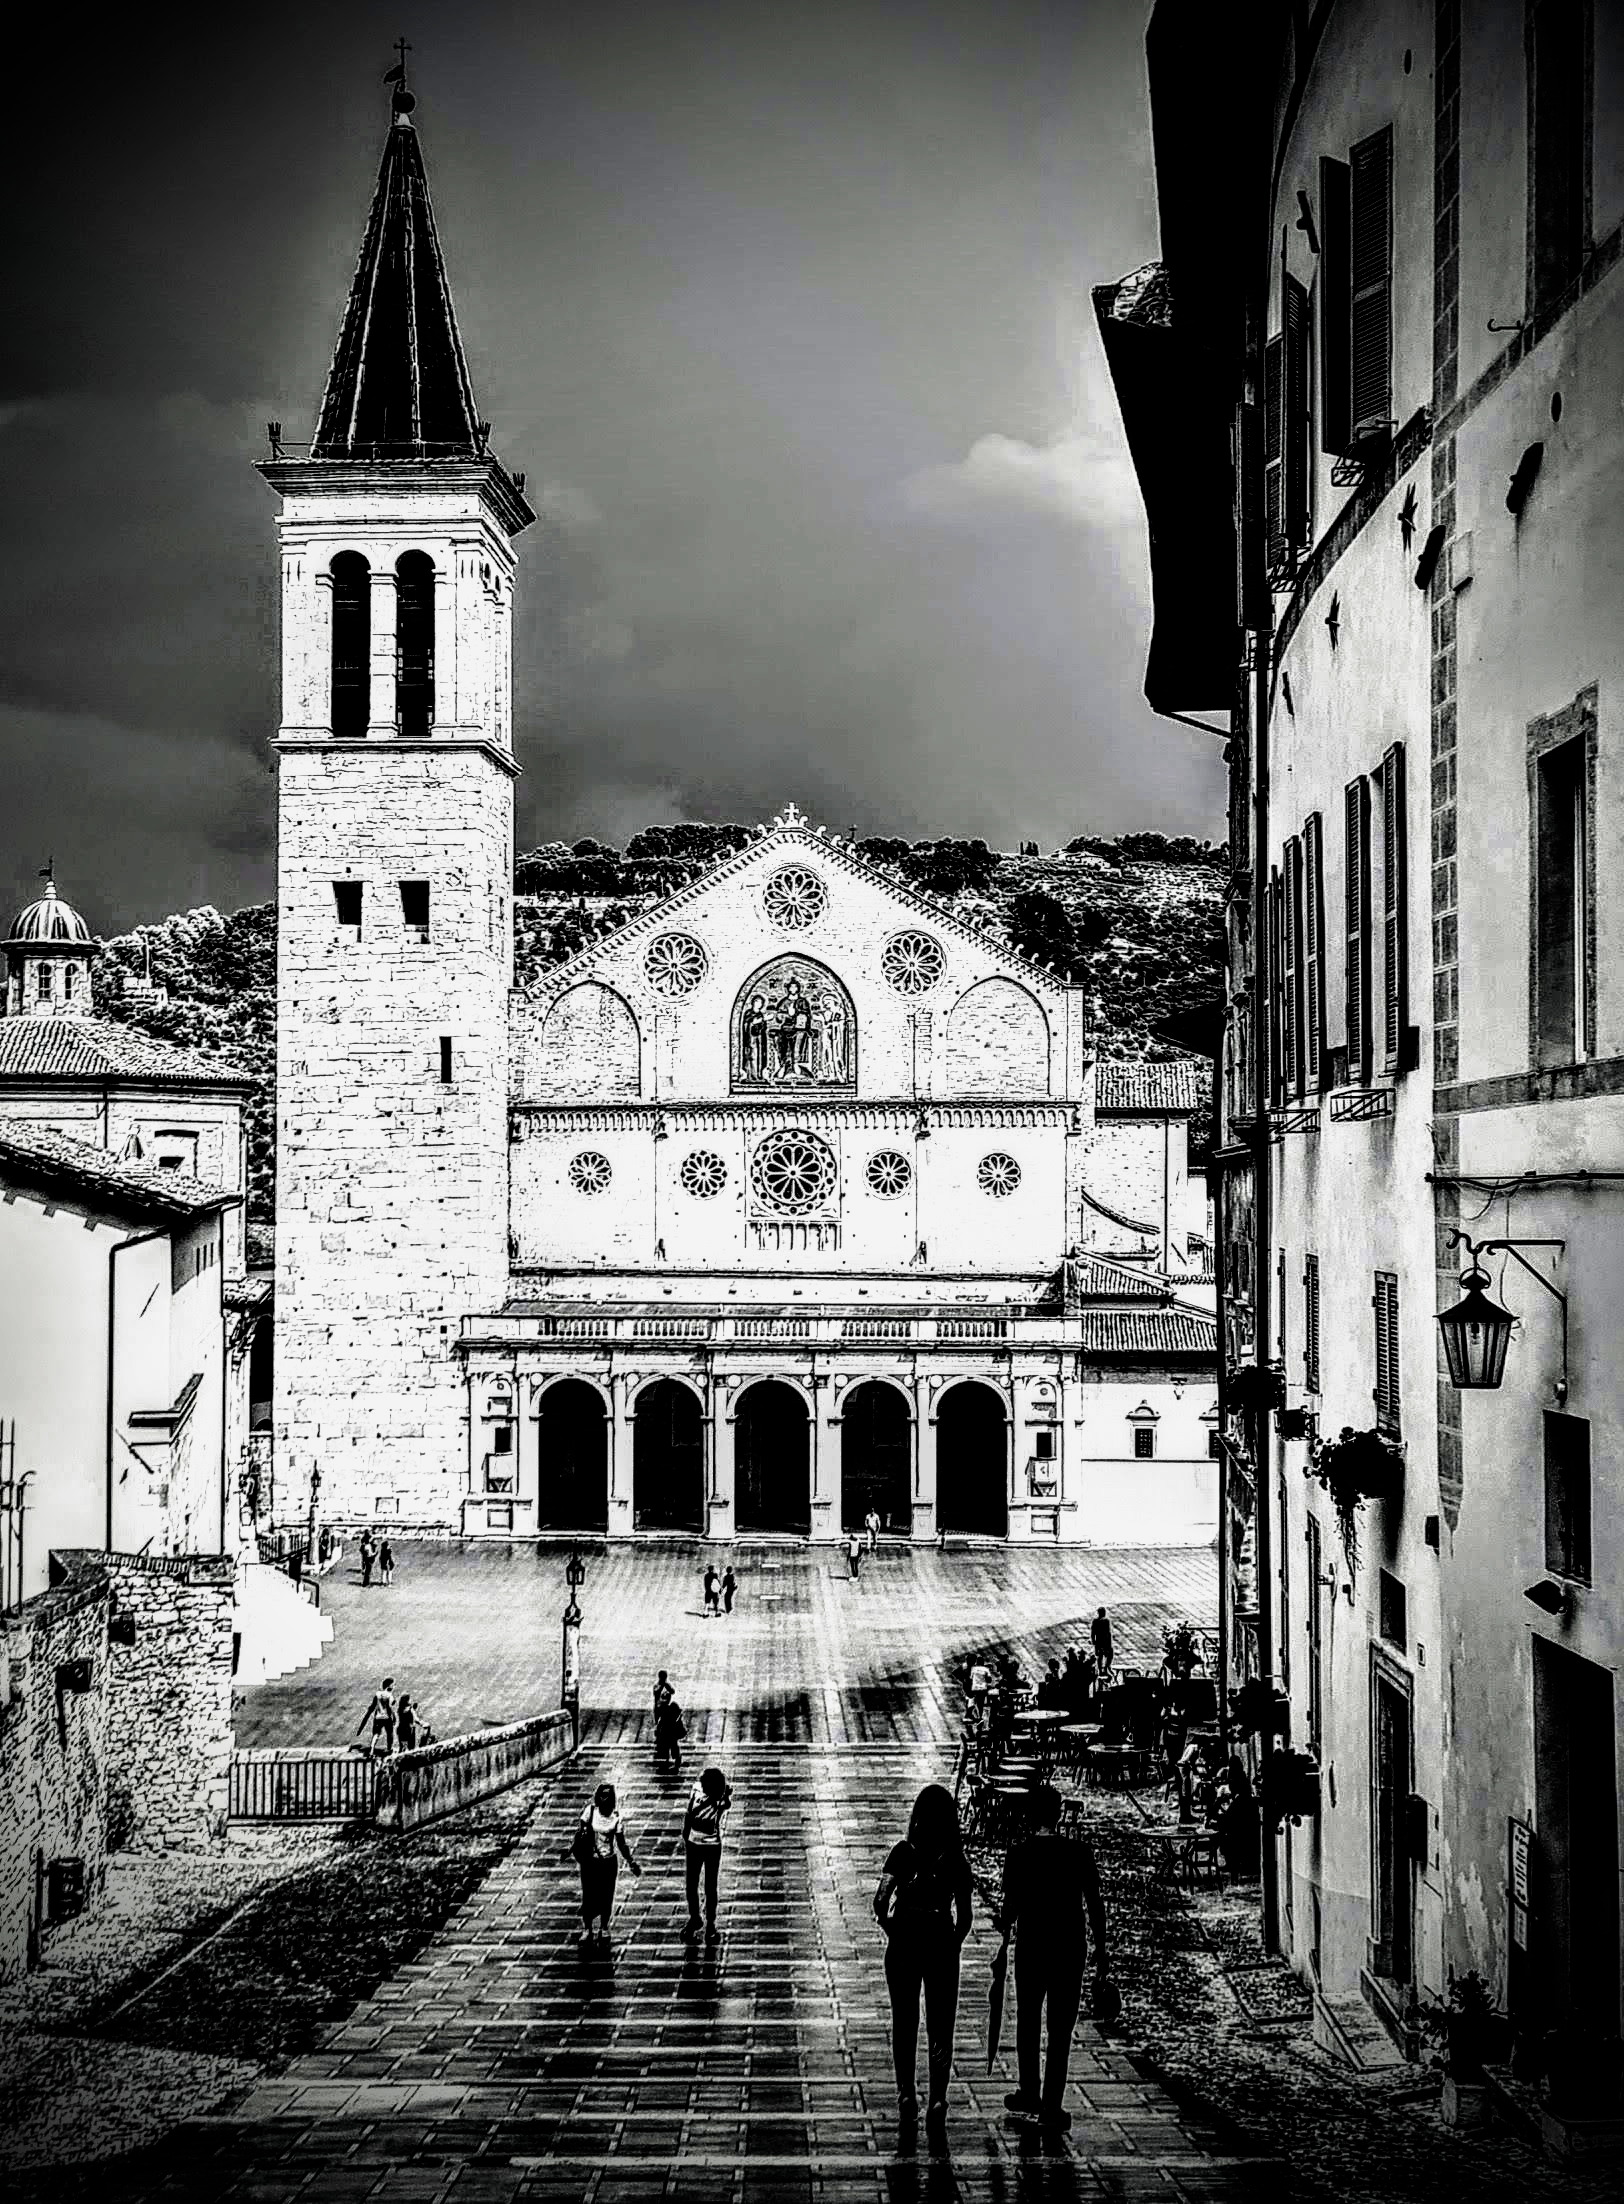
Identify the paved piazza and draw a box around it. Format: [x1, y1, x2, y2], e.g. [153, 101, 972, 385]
[89, 1544, 1264, 2201]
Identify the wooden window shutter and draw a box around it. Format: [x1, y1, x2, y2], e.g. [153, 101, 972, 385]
[1350, 126, 1393, 439]
[1304, 1252, 1321, 1393]
[1374, 1270, 1400, 1435]
[1303, 812, 1325, 1088]
[1381, 742, 1409, 1067]
[1344, 776, 1371, 1079]
[1234, 401, 1268, 629]
[1268, 867, 1285, 1106]
[1319, 156, 1353, 454]
[1530, 1, 1588, 313]
[1283, 835, 1303, 1097]
[1264, 334, 1286, 561]
[1283, 274, 1311, 547]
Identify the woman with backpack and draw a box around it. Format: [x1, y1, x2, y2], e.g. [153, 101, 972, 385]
[682, 1766, 734, 1939]
[654, 1692, 688, 1774]
[565, 1781, 642, 1947]
[872, 1782, 973, 2136]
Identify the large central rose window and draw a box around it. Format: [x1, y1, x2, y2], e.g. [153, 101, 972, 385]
[750, 1128, 838, 1214]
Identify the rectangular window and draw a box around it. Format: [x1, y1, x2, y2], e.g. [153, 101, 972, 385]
[1033, 1429, 1056, 1461]
[1380, 744, 1410, 1069]
[439, 1036, 454, 1084]
[492, 1423, 514, 1456]
[1133, 1427, 1156, 1461]
[1350, 125, 1393, 440]
[1534, 737, 1589, 1066]
[1344, 777, 1372, 1079]
[333, 879, 363, 931]
[1379, 1567, 1408, 1651]
[1374, 1270, 1401, 1437]
[153, 1131, 199, 1175]
[1306, 1513, 1325, 1752]
[1304, 1252, 1321, 1393]
[36, 965, 50, 999]
[399, 880, 431, 941]
[1529, 0, 1590, 315]
[1282, 835, 1303, 1097]
[1544, 1411, 1591, 1582]
[1303, 813, 1326, 1089]
[1319, 155, 1354, 454]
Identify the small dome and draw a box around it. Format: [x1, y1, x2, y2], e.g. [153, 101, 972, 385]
[8, 879, 93, 947]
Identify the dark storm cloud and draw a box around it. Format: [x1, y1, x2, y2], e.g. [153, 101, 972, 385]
[2, 1, 1223, 933]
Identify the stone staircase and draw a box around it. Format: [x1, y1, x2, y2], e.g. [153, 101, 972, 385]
[232, 1560, 333, 1686]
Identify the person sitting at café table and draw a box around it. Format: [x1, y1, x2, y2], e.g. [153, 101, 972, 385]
[1037, 1659, 1064, 1711]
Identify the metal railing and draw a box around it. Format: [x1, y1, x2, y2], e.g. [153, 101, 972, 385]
[229, 1750, 378, 1823]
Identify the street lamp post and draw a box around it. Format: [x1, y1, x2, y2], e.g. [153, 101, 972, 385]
[306, 1464, 322, 1574]
[561, 1546, 586, 1749]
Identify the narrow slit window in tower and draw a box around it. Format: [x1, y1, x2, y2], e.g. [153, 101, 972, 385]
[439, 1036, 454, 1084]
[333, 880, 363, 933]
[329, 552, 370, 738]
[395, 552, 436, 737]
[399, 880, 430, 942]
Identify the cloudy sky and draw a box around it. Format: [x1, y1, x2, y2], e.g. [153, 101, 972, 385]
[2, 0, 1223, 934]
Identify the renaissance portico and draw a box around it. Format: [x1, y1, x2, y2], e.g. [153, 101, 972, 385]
[266, 84, 1217, 1547]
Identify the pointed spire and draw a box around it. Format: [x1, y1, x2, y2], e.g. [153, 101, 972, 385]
[311, 74, 485, 461]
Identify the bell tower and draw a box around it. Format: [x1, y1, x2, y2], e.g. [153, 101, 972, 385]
[261, 71, 534, 1527]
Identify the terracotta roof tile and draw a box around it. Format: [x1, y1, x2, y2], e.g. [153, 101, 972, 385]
[0, 1016, 249, 1087]
[0, 1120, 238, 1222]
[1094, 1059, 1208, 1113]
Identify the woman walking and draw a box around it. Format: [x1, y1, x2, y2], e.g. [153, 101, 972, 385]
[682, 1766, 734, 1940]
[873, 1782, 973, 2137]
[567, 1781, 642, 1947]
[654, 1692, 687, 1774]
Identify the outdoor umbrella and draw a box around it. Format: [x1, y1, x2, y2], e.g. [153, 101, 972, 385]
[986, 1928, 1011, 2070]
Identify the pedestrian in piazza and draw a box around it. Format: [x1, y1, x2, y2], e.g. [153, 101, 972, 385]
[682, 1766, 734, 1940]
[967, 1657, 992, 1715]
[359, 1529, 376, 1588]
[653, 1668, 674, 1719]
[378, 1537, 395, 1588]
[395, 1692, 419, 1752]
[846, 1529, 863, 1579]
[702, 1562, 721, 1617]
[566, 1781, 642, 1947]
[721, 1566, 738, 1614]
[999, 1784, 1110, 2133]
[1090, 1606, 1114, 1681]
[872, 1782, 973, 2137]
[655, 1691, 688, 1774]
[356, 1676, 395, 1757]
[864, 1506, 881, 1553]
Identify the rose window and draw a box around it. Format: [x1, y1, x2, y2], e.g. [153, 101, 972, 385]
[865, 1150, 912, 1199]
[763, 865, 827, 930]
[680, 1150, 727, 1199]
[881, 930, 945, 995]
[644, 931, 709, 997]
[977, 1152, 1021, 1198]
[568, 1151, 612, 1195]
[750, 1128, 838, 1214]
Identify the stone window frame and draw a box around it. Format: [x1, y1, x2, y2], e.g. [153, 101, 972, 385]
[1525, 685, 1598, 1072]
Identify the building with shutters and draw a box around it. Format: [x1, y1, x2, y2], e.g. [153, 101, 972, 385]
[1099, 0, 1624, 2121]
[263, 78, 1219, 1552]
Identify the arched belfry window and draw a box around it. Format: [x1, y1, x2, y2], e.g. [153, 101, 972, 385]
[329, 552, 370, 738]
[395, 551, 436, 738]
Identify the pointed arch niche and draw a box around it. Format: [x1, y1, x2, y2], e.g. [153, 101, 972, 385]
[532, 983, 642, 1099]
[731, 955, 856, 1094]
[945, 977, 1050, 1096]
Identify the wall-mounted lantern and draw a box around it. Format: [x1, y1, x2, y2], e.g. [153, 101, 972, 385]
[1437, 1232, 1567, 1400]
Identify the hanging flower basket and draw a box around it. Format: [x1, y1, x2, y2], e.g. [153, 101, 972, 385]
[1226, 1362, 1286, 1417]
[1277, 1405, 1312, 1443]
[1308, 1426, 1405, 1568]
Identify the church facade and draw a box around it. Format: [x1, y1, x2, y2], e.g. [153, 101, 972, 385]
[265, 86, 1217, 1547]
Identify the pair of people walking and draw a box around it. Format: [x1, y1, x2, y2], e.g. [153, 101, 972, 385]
[356, 1677, 426, 1755]
[701, 1564, 739, 1616]
[565, 1768, 734, 1946]
[358, 1532, 395, 1589]
[874, 1782, 1110, 2138]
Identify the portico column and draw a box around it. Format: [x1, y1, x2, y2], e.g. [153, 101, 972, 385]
[366, 565, 397, 737]
[710, 1378, 736, 1538]
[808, 1371, 836, 1542]
[608, 1373, 635, 1540]
[913, 1375, 938, 1542]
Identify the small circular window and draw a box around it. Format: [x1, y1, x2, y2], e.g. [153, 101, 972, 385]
[680, 1150, 727, 1199]
[866, 1150, 913, 1198]
[882, 930, 946, 995]
[763, 865, 827, 930]
[644, 931, 708, 996]
[568, 1151, 612, 1195]
[977, 1152, 1021, 1198]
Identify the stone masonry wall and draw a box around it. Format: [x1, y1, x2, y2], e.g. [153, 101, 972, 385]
[99, 1551, 236, 1851]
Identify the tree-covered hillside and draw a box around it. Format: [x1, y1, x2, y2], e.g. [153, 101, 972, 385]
[93, 829, 1224, 1237]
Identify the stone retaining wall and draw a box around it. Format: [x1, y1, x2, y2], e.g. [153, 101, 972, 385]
[98, 1552, 236, 1850]
[374, 1709, 575, 1833]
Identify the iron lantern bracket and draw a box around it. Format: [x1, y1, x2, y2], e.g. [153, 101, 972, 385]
[1446, 1231, 1568, 1401]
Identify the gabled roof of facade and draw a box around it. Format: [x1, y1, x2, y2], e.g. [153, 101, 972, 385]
[0, 1016, 251, 1088]
[525, 814, 1081, 1008]
[1095, 1059, 1207, 1114]
[311, 103, 483, 461]
[0, 1121, 239, 1224]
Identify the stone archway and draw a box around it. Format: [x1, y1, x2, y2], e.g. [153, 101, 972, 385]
[841, 1380, 912, 1535]
[936, 1380, 1009, 1538]
[633, 1379, 705, 1533]
[735, 1381, 811, 1536]
[535, 1379, 608, 1531]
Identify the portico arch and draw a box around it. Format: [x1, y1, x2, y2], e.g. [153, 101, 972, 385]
[734, 1379, 811, 1536]
[535, 1377, 608, 1531]
[840, 1379, 912, 1534]
[633, 1377, 705, 1533]
[936, 1378, 1009, 1538]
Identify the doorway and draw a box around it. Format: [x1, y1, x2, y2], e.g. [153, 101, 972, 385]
[1533, 1638, 1620, 2037]
[735, 1381, 811, 1535]
[634, 1380, 705, 1533]
[936, 1381, 1008, 1538]
[841, 1381, 912, 1534]
[535, 1380, 608, 1531]
[1370, 1659, 1414, 1988]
